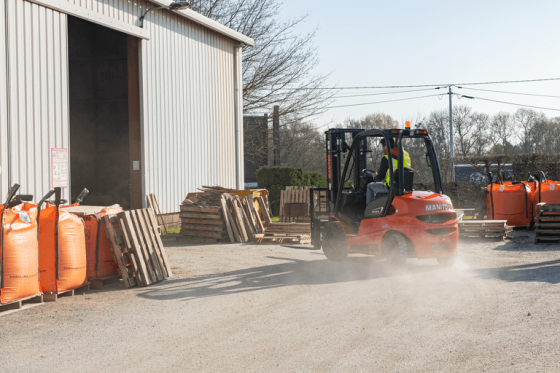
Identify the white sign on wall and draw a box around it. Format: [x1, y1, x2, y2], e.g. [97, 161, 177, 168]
[51, 148, 68, 188]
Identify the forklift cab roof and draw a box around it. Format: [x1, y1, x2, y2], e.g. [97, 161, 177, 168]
[325, 126, 444, 221]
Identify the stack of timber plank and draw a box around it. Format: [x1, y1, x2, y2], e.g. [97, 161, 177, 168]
[535, 203, 560, 244]
[180, 186, 273, 244]
[458, 220, 512, 240]
[180, 204, 229, 244]
[279, 186, 310, 223]
[256, 223, 311, 245]
[104, 208, 173, 288]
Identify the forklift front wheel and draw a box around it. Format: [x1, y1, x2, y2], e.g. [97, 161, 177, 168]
[383, 232, 408, 267]
[322, 222, 348, 261]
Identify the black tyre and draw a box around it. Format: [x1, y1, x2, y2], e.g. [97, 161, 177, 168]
[437, 256, 456, 267]
[322, 221, 348, 261]
[383, 232, 408, 266]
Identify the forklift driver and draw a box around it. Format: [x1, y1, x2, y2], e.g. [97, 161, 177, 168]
[365, 137, 411, 205]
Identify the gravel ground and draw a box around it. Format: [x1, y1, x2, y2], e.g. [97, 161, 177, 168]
[1, 231, 560, 372]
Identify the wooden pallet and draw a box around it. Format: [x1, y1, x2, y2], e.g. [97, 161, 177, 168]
[0, 294, 44, 315]
[104, 208, 173, 288]
[279, 186, 311, 223]
[179, 187, 272, 244]
[535, 204, 560, 243]
[255, 234, 311, 244]
[264, 223, 311, 235]
[43, 283, 91, 302]
[459, 233, 508, 240]
[89, 275, 119, 289]
[458, 220, 511, 240]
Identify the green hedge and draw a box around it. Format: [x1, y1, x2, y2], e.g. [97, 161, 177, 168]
[256, 166, 327, 215]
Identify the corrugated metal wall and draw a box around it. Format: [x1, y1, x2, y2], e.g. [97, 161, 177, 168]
[64, 0, 151, 27]
[2, 0, 241, 212]
[0, 0, 8, 199]
[63, 0, 240, 213]
[2, 0, 70, 201]
[140, 12, 237, 213]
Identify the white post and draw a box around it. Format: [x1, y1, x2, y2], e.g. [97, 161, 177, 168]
[449, 86, 455, 181]
[233, 43, 244, 190]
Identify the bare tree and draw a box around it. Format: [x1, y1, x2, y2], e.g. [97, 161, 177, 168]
[514, 108, 540, 153]
[279, 121, 325, 173]
[190, 0, 335, 124]
[470, 112, 491, 156]
[425, 109, 451, 182]
[452, 106, 490, 157]
[340, 112, 399, 130]
[489, 112, 515, 154]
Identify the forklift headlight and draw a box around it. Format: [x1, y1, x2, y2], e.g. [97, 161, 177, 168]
[425, 228, 456, 235]
[416, 212, 456, 224]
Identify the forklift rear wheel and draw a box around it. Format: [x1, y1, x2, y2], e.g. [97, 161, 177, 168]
[384, 233, 408, 266]
[322, 222, 348, 261]
[437, 256, 456, 267]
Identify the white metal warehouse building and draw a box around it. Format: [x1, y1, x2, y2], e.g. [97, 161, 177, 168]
[0, 0, 253, 213]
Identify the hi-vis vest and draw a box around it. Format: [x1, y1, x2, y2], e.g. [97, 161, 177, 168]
[384, 150, 411, 187]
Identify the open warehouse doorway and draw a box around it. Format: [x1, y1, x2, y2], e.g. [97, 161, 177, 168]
[68, 16, 142, 210]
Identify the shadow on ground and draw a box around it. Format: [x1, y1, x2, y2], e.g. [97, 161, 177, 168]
[493, 231, 560, 252]
[137, 255, 442, 302]
[472, 259, 560, 284]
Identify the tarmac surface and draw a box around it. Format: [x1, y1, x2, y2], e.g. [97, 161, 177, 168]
[1, 231, 560, 372]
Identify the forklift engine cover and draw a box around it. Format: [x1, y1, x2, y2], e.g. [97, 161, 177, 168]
[345, 191, 458, 259]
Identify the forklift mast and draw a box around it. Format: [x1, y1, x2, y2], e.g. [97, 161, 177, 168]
[325, 129, 366, 205]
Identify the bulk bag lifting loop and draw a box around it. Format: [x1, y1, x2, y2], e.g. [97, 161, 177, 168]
[94, 214, 101, 271]
[54, 188, 61, 281]
[0, 185, 33, 288]
[488, 173, 497, 220]
[0, 184, 21, 290]
[74, 189, 98, 271]
[37, 190, 55, 240]
[536, 171, 549, 204]
[0, 184, 40, 303]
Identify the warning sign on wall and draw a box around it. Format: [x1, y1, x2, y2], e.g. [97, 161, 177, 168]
[52, 148, 68, 188]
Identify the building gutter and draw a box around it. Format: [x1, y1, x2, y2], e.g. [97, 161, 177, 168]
[147, 1, 254, 46]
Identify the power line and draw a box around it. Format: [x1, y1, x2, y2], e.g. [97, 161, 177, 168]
[326, 94, 440, 109]
[460, 86, 560, 99]
[276, 77, 560, 91]
[467, 95, 560, 112]
[332, 87, 437, 99]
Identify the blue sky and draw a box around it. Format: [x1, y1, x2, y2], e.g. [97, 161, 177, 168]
[276, 0, 560, 127]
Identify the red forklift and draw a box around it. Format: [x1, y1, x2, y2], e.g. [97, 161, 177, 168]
[310, 123, 459, 265]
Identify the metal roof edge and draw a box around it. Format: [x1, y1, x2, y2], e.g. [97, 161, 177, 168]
[148, 0, 254, 46]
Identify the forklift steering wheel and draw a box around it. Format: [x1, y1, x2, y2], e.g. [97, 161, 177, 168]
[361, 169, 377, 179]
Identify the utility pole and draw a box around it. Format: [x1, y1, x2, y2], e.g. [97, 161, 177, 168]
[273, 105, 280, 166]
[448, 86, 455, 181]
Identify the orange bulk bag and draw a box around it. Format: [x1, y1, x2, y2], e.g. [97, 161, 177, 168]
[63, 205, 121, 279]
[487, 181, 535, 227]
[39, 204, 87, 293]
[535, 179, 560, 211]
[0, 203, 41, 303]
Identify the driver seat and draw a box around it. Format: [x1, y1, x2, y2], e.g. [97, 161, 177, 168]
[393, 167, 414, 191]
